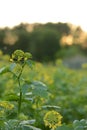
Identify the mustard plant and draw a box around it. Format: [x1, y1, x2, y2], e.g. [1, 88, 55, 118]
[0, 50, 48, 130]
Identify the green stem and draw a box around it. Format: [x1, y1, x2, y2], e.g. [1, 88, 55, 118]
[18, 63, 25, 115]
[18, 79, 22, 114]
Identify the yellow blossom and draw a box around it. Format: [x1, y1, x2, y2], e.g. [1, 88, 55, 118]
[44, 110, 62, 130]
[0, 101, 14, 110]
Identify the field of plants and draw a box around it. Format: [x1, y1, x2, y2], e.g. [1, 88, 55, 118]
[0, 50, 87, 130]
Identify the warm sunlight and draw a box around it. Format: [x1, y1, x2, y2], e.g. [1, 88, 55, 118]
[0, 0, 87, 31]
[61, 35, 73, 46]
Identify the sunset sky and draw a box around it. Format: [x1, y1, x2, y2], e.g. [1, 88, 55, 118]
[0, 0, 87, 31]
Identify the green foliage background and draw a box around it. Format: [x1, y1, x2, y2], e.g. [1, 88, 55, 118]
[0, 52, 87, 129]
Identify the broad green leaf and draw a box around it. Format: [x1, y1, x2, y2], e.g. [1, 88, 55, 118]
[4, 119, 19, 129]
[9, 63, 16, 71]
[22, 125, 41, 130]
[22, 126, 33, 130]
[56, 124, 73, 130]
[73, 119, 87, 130]
[26, 60, 35, 69]
[3, 122, 10, 130]
[73, 120, 80, 127]
[22, 84, 29, 95]
[31, 81, 48, 98]
[0, 66, 9, 74]
[80, 119, 87, 125]
[20, 120, 36, 125]
[10, 64, 22, 77]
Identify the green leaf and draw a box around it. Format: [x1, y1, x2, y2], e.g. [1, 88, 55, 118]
[23, 97, 33, 103]
[0, 66, 9, 75]
[24, 52, 32, 59]
[31, 81, 48, 98]
[20, 120, 36, 125]
[73, 120, 80, 127]
[22, 84, 29, 95]
[22, 125, 41, 130]
[26, 60, 35, 69]
[80, 119, 87, 125]
[73, 119, 87, 130]
[42, 105, 61, 110]
[4, 119, 19, 129]
[3, 122, 10, 130]
[9, 63, 16, 71]
[74, 126, 84, 130]
[6, 94, 18, 101]
[22, 126, 33, 130]
[19, 120, 41, 130]
[56, 124, 73, 130]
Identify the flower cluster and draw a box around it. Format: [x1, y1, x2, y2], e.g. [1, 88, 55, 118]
[0, 101, 14, 110]
[10, 50, 32, 63]
[44, 110, 62, 130]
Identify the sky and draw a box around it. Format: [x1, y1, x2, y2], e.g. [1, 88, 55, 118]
[0, 0, 87, 31]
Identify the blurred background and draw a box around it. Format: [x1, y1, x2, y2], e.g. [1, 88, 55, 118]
[0, 0, 87, 68]
[1, 1, 87, 127]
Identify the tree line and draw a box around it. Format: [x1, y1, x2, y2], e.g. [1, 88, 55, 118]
[0, 22, 87, 62]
